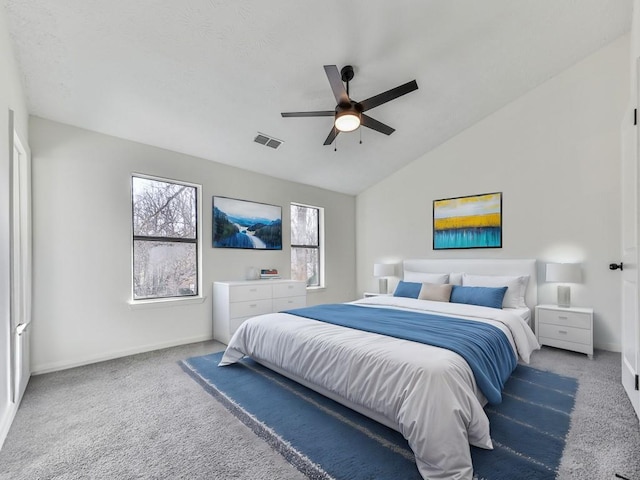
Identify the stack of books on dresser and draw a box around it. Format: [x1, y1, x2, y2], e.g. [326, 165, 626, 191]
[260, 269, 280, 279]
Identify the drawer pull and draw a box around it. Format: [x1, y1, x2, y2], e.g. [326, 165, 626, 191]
[558, 316, 568, 320]
[249, 304, 257, 308]
[249, 288, 257, 292]
[558, 330, 568, 334]
[288, 285, 294, 289]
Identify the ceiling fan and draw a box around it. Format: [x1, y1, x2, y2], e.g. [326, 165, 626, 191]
[281, 65, 418, 146]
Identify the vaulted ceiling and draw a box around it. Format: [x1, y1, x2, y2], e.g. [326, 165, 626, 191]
[3, 0, 632, 194]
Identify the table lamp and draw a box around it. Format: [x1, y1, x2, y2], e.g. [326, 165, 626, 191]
[546, 263, 582, 308]
[373, 263, 394, 294]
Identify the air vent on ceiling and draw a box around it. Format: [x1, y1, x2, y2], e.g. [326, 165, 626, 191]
[254, 132, 283, 149]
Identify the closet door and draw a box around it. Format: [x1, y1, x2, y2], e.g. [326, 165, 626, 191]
[9, 130, 31, 404]
[620, 58, 640, 419]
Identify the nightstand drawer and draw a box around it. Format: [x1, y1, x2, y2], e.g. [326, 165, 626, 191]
[537, 309, 590, 330]
[538, 323, 591, 345]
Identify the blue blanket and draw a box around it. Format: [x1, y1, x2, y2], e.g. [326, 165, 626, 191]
[283, 304, 517, 405]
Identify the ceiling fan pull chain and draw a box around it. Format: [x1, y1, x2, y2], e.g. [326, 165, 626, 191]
[359, 127, 362, 144]
[334, 126, 338, 152]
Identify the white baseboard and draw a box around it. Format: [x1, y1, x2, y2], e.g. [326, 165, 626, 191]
[595, 341, 621, 353]
[31, 334, 213, 375]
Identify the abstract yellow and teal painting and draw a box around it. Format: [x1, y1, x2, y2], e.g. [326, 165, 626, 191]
[433, 192, 502, 249]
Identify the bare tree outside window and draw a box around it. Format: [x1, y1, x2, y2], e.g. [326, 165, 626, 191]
[291, 204, 321, 287]
[132, 176, 199, 299]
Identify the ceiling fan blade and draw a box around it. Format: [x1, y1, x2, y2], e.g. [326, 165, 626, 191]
[324, 65, 350, 105]
[361, 114, 395, 135]
[323, 127, 340, 146]
[281, 110, 335, 118]
[360, 80, 418, 112]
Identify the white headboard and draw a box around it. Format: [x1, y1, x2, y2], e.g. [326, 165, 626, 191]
[402, 259, 537, 309]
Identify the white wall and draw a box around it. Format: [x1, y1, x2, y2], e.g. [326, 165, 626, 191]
[0, 6, 29, 446]
[29, 117, 356, 373]
[356, 35, 630, 352]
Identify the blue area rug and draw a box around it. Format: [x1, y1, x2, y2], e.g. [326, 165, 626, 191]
[180, 352, 577, 480]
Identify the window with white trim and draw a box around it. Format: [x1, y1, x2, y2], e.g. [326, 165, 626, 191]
[290, 203, 323, 287]
[132, 175, 200, 300]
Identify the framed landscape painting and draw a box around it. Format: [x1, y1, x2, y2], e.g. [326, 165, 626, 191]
[433, 192, 502, 250]
[213, 196, 282, 250]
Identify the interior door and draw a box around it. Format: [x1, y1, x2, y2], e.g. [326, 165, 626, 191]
[9, 130, 31, 404]
[620, 58, 640, 419]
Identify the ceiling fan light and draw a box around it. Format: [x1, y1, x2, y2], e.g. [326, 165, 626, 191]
[335, 111, 361, 132]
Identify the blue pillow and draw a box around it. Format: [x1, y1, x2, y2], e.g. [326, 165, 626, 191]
[450, 285, 507, 309]
[393, 281, 422, 299]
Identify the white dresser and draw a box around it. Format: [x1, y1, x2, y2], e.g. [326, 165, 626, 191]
[213, 279, 307, 344]
[535, 304, 593, 359]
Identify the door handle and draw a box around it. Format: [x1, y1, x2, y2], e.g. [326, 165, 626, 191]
[609, 262, 623, 271]
[15, 323, 28, 335]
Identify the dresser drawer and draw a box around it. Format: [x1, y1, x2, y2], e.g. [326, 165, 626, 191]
[273, 281, 306, 298]
[229, 316, 253, 336]
[229, 284, 272, 302]
[538, 323, 591, 345]
[273, 295, 306, 312]
[537, 309, 590, 330]
[230, 298, 272, 318]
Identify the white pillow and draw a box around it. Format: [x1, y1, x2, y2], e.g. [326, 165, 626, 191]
[448, 272, 463, 286]
[462, 273, 529, 308]
[403, 272, 449, 284]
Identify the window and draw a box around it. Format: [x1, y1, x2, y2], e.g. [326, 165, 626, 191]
[290, 203, 323, 287]
[132, 175, 200, 300]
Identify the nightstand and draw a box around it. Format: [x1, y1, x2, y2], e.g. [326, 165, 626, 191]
[363, 292, 392, 298]
[535, 304, 593, 359]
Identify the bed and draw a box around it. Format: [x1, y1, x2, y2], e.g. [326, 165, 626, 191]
[219, 259, 540, 480]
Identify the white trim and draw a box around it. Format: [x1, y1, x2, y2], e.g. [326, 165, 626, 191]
[128, 295, 207, 310]
[598, 341, 621, 352]
[31, 334, 212, 375]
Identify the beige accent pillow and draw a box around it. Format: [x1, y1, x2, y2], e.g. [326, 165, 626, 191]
[418, 282, 453, 302]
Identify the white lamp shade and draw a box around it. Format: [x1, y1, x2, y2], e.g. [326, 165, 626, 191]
[546, 263, 582, 283]
[373, 263, 394, 277]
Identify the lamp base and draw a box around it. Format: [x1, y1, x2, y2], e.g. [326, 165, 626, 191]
[378, 278, 388, 295]
[557, 285, 571, 308]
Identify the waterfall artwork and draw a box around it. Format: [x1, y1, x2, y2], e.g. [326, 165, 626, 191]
[433, 192, 502, 250]
[213, 196, 282, 250]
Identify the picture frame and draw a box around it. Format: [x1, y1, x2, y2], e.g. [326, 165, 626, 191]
[213, 196, 282, 250]
[433, 192, 502, 250]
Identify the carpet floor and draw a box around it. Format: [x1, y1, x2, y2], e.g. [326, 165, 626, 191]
[0, 342, 639, 480]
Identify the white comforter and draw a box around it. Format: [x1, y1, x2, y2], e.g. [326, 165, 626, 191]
[220, 296, 540, 480]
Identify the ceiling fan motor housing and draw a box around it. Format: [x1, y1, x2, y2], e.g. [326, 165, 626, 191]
[335, 102, 363, 115]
